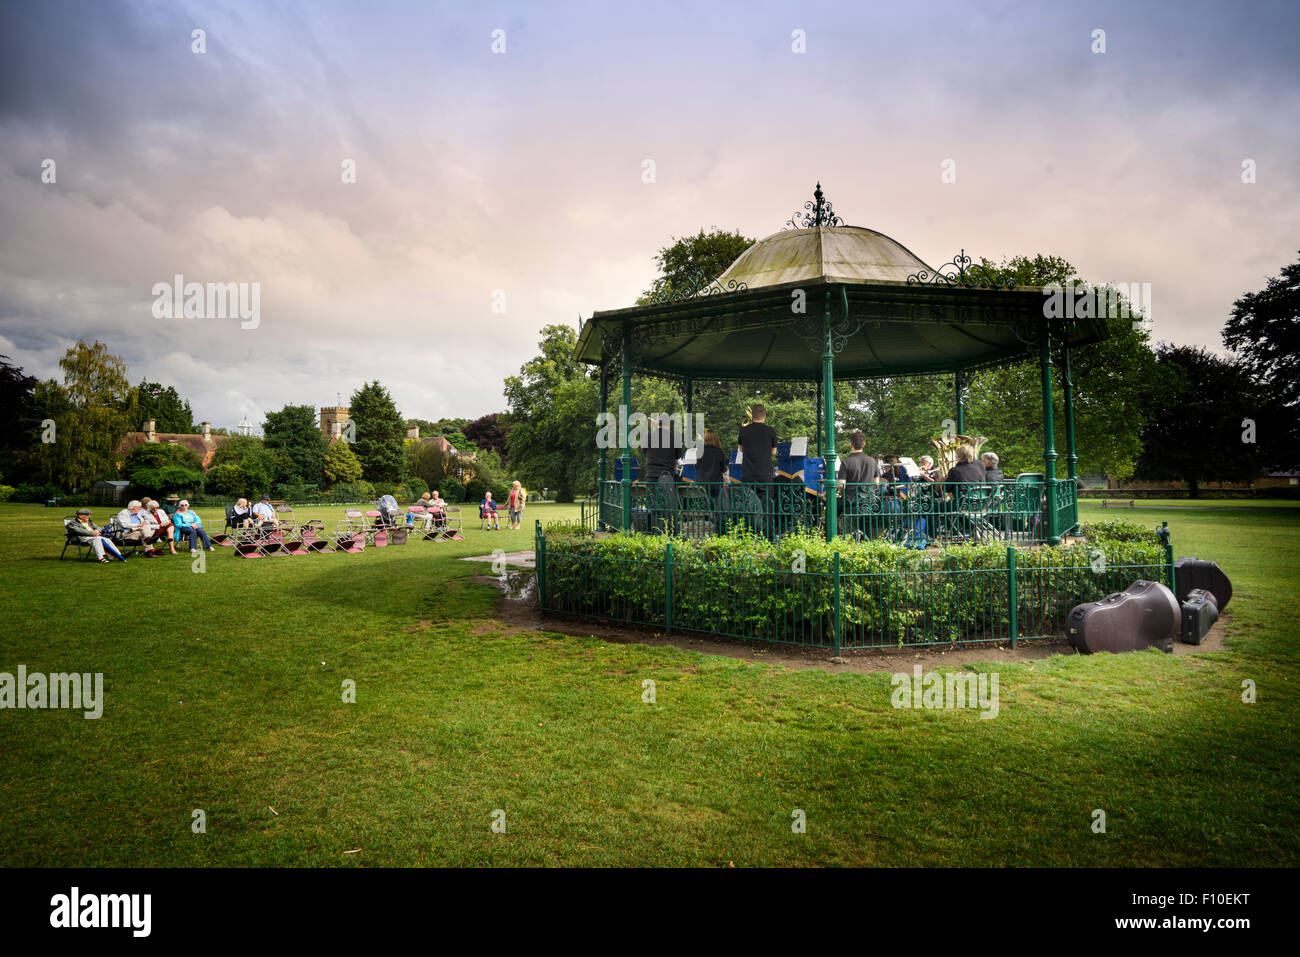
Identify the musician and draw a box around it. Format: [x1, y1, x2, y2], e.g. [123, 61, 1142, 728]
[696, 429, 727, 488]
[641, 413, 682, 483]
[917, 455, 940, 482]
[737, 404, 777, 485]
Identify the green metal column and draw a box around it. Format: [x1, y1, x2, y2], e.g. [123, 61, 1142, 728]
[1061, 338, 1079, 538]
[1039, 325, 1060, 545]
[620, 326, 633, 533]
[822, 292, 838, 541]
[683, 377, 693, 444]
[955, 369, 965, 436]
[815, 376, 823, 457]
[598, 361, 609, 489]
[1061, 341, 1077, 482]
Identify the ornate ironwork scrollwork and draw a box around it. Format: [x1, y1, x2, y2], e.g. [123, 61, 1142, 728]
[640, 269, 748, 306]
[785, 182, 843, 229]
[907, 249, 1017, 290]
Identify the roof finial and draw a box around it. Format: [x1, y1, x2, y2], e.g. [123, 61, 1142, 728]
[786, 182, 843, 229]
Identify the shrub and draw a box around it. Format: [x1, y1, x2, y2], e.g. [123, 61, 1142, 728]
[539, 527, 1167, 647]
[12, 482, 62, 503]
[401, 477, 430, 502]
[464, 478, 487, 504]
[205, 463, 248, 498]
[439, 479, 463, 503]
[0, 485, 15, 502]
[326, 481, 375, 504]
[1081, 519, 1161, 544]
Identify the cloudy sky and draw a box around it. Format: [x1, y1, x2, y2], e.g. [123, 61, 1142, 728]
[1, 0, 1296, 431]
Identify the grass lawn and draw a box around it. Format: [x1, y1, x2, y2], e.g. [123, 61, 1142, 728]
[1, 500, 1297, 866]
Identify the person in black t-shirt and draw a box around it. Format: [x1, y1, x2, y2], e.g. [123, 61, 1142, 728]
[836, 430, 880, 487]
[695, 429, 727, 486]
[737, 404, 777, 484]
[642, 414, 683, 482]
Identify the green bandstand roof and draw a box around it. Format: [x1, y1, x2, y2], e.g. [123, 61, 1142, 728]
[575, 189, 1109, 380]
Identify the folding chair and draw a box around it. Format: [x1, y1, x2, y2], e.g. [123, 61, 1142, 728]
[298, 519, 332, 552]
[233, 524, 266, 558]
[60, 518, 94, 561]
[438, 506, 464, 541]
[209, 505, 239, 546]
[366, 510, 390, 546]
[332, 509, 367, 553]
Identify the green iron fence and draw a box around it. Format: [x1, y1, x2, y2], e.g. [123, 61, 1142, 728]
[594, 478, 1076, 546]
[537, 525, 1170, 652]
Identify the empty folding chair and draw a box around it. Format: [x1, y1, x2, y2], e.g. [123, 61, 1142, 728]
[297, 519, 331, 553]
[366, 510, 389, 547]
[331, 508, 367, 553]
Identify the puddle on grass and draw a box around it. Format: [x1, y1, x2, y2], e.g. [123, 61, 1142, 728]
[472, 567, 538, 602]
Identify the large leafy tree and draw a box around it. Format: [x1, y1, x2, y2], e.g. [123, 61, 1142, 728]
[123, 442, 203, 495]
[323, 439, 363, 485]
[130, 380, 194, 434]
[504, 325, 597, 501]
[1223, 252, 1300, 410]
[1133, 345, 1284, 496]
[263, 404, 327, 485]
[40, 341, 133, 491]
[638, 228, 755, 303]
[0, 355, 38, 481]
[349, 381, 405, 483]
[405, 439, 448, 489]
[463, 413, 510, 461]
[209, 434, 277, 495]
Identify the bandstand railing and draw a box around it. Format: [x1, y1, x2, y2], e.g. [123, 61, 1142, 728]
[593, 478, 1079, 547]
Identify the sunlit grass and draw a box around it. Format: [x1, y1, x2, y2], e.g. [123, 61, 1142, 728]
[1, 500, 1296, 866]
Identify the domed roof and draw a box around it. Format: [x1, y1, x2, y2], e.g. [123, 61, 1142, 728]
[717, 225, 934, 289]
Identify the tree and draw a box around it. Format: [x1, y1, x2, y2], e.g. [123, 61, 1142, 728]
[129, 380, 194, 434]
[42, 342, 133, 491]
[0, 355, 38, 482]
[405, 440, 448, 490]
[1223, 252, 1300, 410]
[209, 434, 277, 495]
[463, 413, 511, 460]
[123, 442, 203, 496]
[1134, 345, 1284, 496]
[349, 381, 405, 483]
[638, 228, 755, 303]
[205, 463, 249, 498]
[323, 438, 363, 485]
[504, 325, 598, 500]
[263, 405, 327, 486]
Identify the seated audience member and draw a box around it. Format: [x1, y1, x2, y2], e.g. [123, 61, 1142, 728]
[695, 429, 727, 489]
[231, 497, 255, 528]
[140, 497, 177, 555]
[480, 491, 500, 530]
[421, 491, 447, 529]
[917, 455, 939, 482]
[837, 431, 881, 489]
[172, 500, 213, 551]
[252, 494, 277, 530]
[70, 508, 126, 563]
[115, 499, 161, 556]
[944, 444, 988, 484]
[981, 452, 1006, 483]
